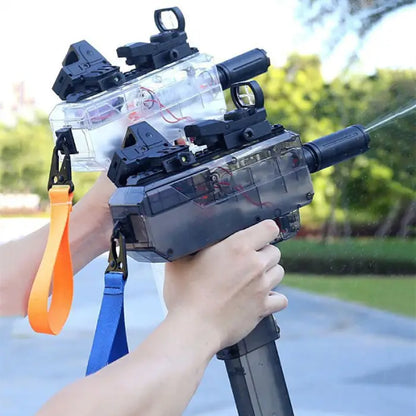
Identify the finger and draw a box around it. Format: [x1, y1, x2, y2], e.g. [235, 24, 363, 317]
[264, 292, 288, 315]
[234, 220, 280, 251]
[256, 244, 281, 271]
[264, 263, 285, 290]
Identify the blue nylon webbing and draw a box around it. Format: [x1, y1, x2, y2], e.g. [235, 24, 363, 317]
[86, 272, 129, 375]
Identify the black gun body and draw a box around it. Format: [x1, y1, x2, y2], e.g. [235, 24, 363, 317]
[109, 130, 314, 262]
[303, 125, 370, 173]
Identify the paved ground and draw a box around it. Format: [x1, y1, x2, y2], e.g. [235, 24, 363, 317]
[1, 220, 415, 415]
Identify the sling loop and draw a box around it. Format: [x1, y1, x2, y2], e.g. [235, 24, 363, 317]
[28, 134, 76, 335]
[86, 228, 129, 375]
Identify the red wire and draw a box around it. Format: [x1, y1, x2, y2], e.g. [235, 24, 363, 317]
[140, 87, 194, 124]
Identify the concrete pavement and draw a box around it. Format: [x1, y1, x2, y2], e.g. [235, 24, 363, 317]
[0, 214, 415, 416]
[1, 254, 415, 415]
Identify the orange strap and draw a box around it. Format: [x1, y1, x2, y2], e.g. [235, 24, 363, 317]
[28, 185, 74, 335]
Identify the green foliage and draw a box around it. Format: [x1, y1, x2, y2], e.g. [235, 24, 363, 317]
[331, 70, 416, 226]
[0, 115, 100, 204]
[254, 55, 416, 233]
[0, 115, 52, 200]
[258, 54, 340, 139]
[284, 274, 416, 317]
[361, 70, 416, 190]
[279, 237, 416, 275]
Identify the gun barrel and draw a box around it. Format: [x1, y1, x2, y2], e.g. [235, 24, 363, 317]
[216, 49, 270, 90]
[303, 125, 370, 173]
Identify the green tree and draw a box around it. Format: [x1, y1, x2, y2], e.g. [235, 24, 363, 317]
[338, 69, 416, 235]
[0, 115, 98, 205]
[0, 115, 52, 200]
[254, 55, 416, 236]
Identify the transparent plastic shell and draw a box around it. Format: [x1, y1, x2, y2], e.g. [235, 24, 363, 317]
[109, 130, 315, 262]
[49, 53, 226, 171]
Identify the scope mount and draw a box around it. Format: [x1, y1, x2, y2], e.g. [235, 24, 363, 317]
[185, 81, 279, 151]
[118, 6, 198, 79]
[52, 7, 198, 102]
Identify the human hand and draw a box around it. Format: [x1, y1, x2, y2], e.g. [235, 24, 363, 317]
[164, 220, 287, 351]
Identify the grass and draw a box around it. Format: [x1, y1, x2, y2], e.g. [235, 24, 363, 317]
[283, 274, 416, 317]
[279, 238, 416, 275]
[280, 238, 416, 262]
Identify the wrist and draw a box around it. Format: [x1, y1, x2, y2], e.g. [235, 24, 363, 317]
[165, 308, 222, 358]
[71, 172, 115, 253]
[69, 200, 112, 271]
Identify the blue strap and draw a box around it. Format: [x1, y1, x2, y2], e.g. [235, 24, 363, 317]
[86, 271, 129, 375]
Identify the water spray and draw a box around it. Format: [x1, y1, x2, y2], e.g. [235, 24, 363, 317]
[365, 100, 416, 133]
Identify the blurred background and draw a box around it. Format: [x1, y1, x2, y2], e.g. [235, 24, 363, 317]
[0, 0, 415, 415]
[1, 0, 415, 309]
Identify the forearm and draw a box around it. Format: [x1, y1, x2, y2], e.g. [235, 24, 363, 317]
[37, 311, 219, 416]
[0, 194, 112, 317]
[69, 196, 113, 272]
[0, 224, 49, 316]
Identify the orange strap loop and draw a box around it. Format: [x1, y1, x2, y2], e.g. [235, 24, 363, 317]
[28, 185, 74, 335]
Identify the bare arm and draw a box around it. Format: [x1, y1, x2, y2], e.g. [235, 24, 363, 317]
[0, 173, 115, 316]
[37, 220, 288, 416]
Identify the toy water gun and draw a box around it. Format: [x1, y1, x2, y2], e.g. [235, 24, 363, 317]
[101, 80, 370, 415]
[27, 6, 271, 335]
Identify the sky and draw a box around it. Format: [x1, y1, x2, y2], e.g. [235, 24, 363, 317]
[0, 0, 415, 117]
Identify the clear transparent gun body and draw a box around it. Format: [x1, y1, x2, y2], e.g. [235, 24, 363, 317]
[50, 53, 226, 170]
